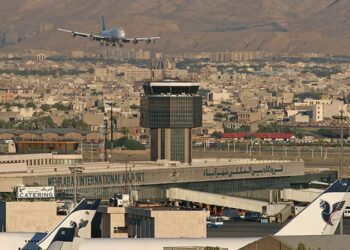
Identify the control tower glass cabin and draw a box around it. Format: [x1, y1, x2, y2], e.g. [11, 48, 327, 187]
[140, 80, 202, 163]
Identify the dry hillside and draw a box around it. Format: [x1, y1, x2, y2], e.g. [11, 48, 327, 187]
[1, 0, 350, 54]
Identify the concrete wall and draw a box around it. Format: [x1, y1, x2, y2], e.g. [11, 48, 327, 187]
[2, 201, 63, 232]
[99, 207, 128, 238]
[100, 206, 207, 239]
[0, 177, 24, 192]
[152, 210, 207, 238]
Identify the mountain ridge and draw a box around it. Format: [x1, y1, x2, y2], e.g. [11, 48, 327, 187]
[1, 0, 350, 55]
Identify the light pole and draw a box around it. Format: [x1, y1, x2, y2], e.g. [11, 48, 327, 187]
[333, 109, 346, 234]
[110, 102, 116, 158]
[104, 118, 109, 162]
[69, 164, 84, 207]
[333, 109, 346, 180]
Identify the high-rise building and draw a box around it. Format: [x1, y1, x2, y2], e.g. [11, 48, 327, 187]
[140, 80, 202, 163]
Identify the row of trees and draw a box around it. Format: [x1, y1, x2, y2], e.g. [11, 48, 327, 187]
[0, 116, 89, 131]
[0, 102, 71, 112]
[106, 137, 145, 150]
[211, 122, 304, 139]
[257, 122, 304, 139]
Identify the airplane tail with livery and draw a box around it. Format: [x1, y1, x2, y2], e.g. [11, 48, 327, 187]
[38, 199, 100, 250]
[275, 179, 350, 236]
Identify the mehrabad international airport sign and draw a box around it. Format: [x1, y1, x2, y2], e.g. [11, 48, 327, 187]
[16, 186, 55, 199]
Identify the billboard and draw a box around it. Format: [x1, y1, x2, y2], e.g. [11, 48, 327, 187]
[16, 186, 55, 199]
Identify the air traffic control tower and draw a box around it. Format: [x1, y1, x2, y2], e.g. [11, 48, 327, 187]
[141, 80, 202, 163]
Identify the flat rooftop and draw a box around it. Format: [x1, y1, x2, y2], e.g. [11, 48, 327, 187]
[147, 81, 200, 87]
[143, 80, 200, 95]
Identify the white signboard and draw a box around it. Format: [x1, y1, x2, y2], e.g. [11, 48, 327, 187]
[16, 186, 55, 199]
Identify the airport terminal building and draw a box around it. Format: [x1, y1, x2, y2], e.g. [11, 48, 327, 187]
[0, 156, 336, 202]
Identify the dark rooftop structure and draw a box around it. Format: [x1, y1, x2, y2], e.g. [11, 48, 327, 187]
[141, 80, 202, 163]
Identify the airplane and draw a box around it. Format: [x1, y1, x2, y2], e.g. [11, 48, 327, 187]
[57, 16, 160, 48]
[0, 199, 100, 250]
[45, 179, 350, 250]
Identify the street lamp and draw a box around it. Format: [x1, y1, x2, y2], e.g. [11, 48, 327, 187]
[332, 108, 347, 234]
[110, 102, 116, 156]
[333, 109, 347, 179]
[69, 164, 84, 207]
[103, 117, 109, 162]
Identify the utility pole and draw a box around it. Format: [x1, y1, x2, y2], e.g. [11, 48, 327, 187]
[104, 118, 108, 162]
[90, 141, 93, 162]
[69, 164, 83, 207]
[340, 109, 344, 180]
[340, 109, 345, 235]
[333, 109, 346, 234]
[110, 103, 114, 154]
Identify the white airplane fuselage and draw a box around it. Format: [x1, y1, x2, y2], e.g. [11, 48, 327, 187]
[0, 232, 46, 250]
[75, 237, 260, 250]
[100, 28, 126, 42]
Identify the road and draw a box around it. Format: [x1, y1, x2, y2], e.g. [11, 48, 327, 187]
[207, 219, 350, 237]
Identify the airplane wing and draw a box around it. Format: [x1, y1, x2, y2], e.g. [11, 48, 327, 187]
[57, 28, 106, 41]
[122, 36, 160, 44]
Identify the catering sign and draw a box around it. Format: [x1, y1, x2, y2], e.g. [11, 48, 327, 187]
[16, 186, 55, 199]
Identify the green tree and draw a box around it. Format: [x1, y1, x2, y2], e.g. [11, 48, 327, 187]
[36, 116, 57, 129]
[120, 127, 129, 135]
[130, 104, 140, 109]
[52, 102, 70, 111]
[108, 137, 145, 150]
[40, 104, 51, 112]
[297, 242, 307, 250]
[26, 101, 36, 108]
[211, 131, 223, 139]
[1, 191, 16, 201]
[214, 112, 226, 121]
[295, 130, 304, 139]
[61, 118, 89, 130]
[224, 125, 250, 133]
[295, 92, 322, 101]
[0, 120, 11, 129]
[258, 122, 279, 133]
[15, 116, 57, 130]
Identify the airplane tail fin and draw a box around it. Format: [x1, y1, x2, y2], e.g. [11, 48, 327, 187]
[38, 199, 100, 250]
[275, 179, 350, 236]
[101, 16, 106, 31]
